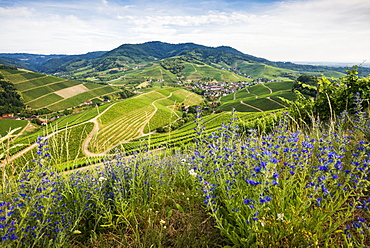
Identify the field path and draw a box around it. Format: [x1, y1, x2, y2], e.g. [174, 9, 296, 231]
[240, 101, 263, 112]
[262, 83, 273, 94]
[82, 102, 118, 157]
[138, 92, 173, 135]
[10, 121, 31, 142]
[245, 87, 258, 98]
[191, 64, 198, 73]
[0, 91, 173, 167]
[266, 97, 287, 108]
[82, 90, 171, 156]
[0, 121, 89, 168]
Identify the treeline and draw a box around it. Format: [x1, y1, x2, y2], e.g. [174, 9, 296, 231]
[0, 72, 25, 115]
[0, 65, 17, 70]
[160, 59, 185, 75]
[272, 61, 370, 77]
[286, 67, 370, 123]
[181, 48, 245, 65]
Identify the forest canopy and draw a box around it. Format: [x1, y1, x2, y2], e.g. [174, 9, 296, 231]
[0, 69, 25, 115]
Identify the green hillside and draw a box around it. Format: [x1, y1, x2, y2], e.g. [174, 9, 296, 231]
[88, 87, 203, 153]
[233, 62, 297, 79]
[0, 68, 121, 112]
[118, 110, 280, 154]
[219, 81, 294, 112]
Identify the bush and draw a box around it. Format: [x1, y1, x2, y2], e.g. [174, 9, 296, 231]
[284, 66, 370, 124]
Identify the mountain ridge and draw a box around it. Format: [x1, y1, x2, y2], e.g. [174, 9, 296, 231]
[1, 41, 369, 77]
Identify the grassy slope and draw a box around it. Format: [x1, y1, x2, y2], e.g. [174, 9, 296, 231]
[219, 81, 295, 112]
[119, 110, 280, 153]
[0, 68, 120, 111]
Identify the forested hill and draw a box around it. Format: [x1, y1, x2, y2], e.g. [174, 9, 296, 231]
[0, 65, 24, 115]
[1, 41, 369, 76]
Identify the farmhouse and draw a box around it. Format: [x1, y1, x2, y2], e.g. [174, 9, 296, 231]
[0, 113, 21, 120]
[2, 113, 14, 118]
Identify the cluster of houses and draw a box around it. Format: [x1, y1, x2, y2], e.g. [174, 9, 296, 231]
[187, 81, 253, 98]
[147, 78, 165, 83]
[0, 113, 19, 120]
[186, 77, 282, 99]
[1, 113, 55, 126]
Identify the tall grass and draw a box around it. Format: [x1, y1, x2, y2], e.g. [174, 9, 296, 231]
[1, 101, 369, 247]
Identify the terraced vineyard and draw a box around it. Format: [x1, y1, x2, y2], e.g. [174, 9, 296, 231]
[0, 68, 120, 111]
[88, 88, 203, 154]
[11, 122, 94, 169]
[219, 81, 295, 112]
[182, 62, 250, 82]
[227, 62, 297, 80]
[117, 110, 280, 154]
[90, 60, 252, 88]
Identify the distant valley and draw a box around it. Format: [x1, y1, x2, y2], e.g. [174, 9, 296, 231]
[1, 41, 369, 169]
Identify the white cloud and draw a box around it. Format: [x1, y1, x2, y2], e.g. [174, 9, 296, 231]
[0, 0, 369, 62]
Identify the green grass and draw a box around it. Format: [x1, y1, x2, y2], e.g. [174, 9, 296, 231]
[11, 122, 94, 168]
[0, 69, 24, 75]
[47, 81, 80, 91]
[248, 84, 271, 96]
[185, 64, 249, 82]
[234, 62, 297, 79]
[0, 119, 28, 137]
[83, 82, 108, 89]
[22, 86, 55, 102]
[144, 103, 179, 133]
[266, 81, 294, 91]
[48, 104, 112, 130]
[219, 100, 262, 112]
[90, 104, 155, 153]
[2, 72, 45, 83]
[119, 111, 279, 154]
[3, 106, 369, 247]
[27, 94, 64, 109]
[219, 81, 294, 112]
[99, 94, 154, 125]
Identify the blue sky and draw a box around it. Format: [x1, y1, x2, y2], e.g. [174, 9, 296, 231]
[0, 0, 369, 63]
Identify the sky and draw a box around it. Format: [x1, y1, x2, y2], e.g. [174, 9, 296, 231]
[0, 0, 369, 63]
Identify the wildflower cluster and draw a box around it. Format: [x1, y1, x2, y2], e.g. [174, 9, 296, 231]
[191, 109, 370, 246]
[1, 137, 71, 247]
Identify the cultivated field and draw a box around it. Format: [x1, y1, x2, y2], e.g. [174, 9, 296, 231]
[88, 88, 203, 154]
[219, 81, 294, 112]
[0, 69, 120, 111]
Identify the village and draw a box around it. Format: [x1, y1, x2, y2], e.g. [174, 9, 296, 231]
[186, 78, 282, 99]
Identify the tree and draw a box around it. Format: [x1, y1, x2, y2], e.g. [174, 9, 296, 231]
[292, 75, 318, 97]
[283, 67, 370, 124]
